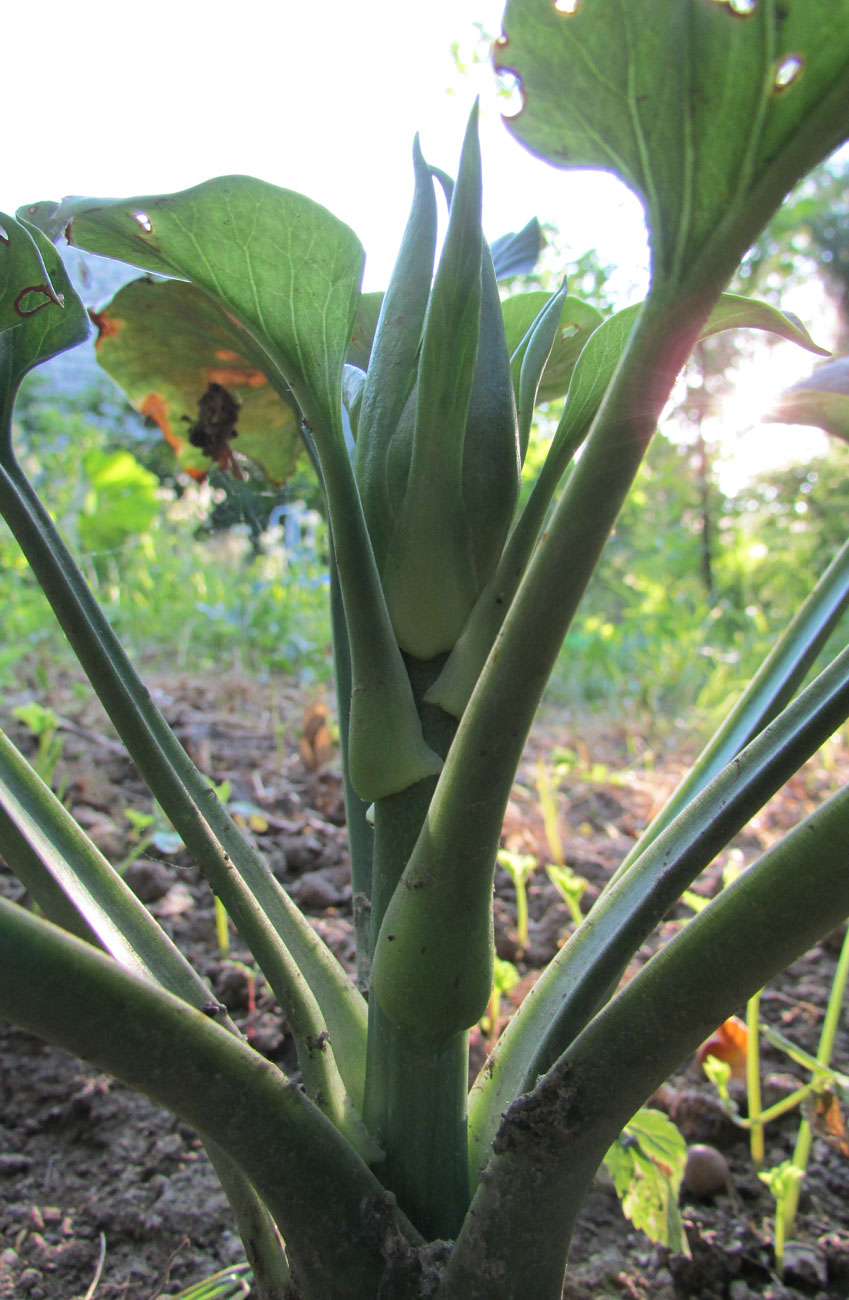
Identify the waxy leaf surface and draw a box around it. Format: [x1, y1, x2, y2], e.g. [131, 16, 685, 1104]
[63, 176, 364, 445]
[497, 0, 849, 295]
[0, 218, 89, 442]
[502, 291, 604, 403]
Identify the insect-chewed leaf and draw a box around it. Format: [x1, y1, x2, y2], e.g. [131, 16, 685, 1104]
[0, 214, 62, 334]
[503, 291, 604, 405]
[497, 0, 849, 298]
[92, 277, 301, 483]
[61, 175, 364, 453]
[604, 1107, 690, 1256]
[0, 217, 89, 440]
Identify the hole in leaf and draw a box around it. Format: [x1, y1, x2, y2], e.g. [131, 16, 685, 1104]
[712, 0, 757, 12]
[554, 0, 580, 12]
[561, 323, 580, 341]
[494, 67, 525, 118]
[0, 221, 9, 244]
[131, 210, 154, 234]
[15, 284, 62, 317]
[773, 54, 803, 91]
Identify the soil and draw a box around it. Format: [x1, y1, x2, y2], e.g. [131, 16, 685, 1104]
[1, 671, 848, 1300]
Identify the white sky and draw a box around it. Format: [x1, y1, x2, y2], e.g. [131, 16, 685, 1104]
[5, 1, 837, 488]
[4, 0, 646, 291]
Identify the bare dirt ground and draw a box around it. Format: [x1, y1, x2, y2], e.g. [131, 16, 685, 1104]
[1, 671, 848, 1300]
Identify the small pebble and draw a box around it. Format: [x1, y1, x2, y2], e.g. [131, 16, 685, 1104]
[682, 1143, 731, 1198]
[292, 869, 346, 909]
[124, 859, 172, 903]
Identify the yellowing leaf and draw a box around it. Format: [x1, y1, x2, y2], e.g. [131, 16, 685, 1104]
[93, 278, 301, 484]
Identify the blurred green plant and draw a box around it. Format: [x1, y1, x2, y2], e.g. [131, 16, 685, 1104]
[0, 391, 333, 686]
[11, 701, 65, 796]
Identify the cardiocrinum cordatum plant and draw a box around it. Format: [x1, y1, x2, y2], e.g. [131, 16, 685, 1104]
[3, 3, 849, 1298]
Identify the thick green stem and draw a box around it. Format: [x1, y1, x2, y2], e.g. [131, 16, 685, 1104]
[372, 288, 716, 1044]
[203, 1144, 292, 1300]
[0, 898, 418, 1300]
[329, 555, 374, 988]
[438, 782, 849, 1300]
[469, 639, 849, 1170]
[0, 726, 291, 1297]
[0, 454, 367, 1111]
[363, 658, 465, 1238]
[365, 1007, 470, 1240]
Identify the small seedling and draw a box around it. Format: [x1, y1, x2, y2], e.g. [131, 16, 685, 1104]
[12, 701, 65, 796]
[546, 862, 589, 928]
[759, 1160, 806, 1275]
[481, 956, 521, 1050]
[603, 1107, 690, 1257]
[496, 849, 538, 953]
[764, 925, 849, 1263]
[167, 1263, 253, 1300]
[535, 757, 564, 865]
[701, 926, 849, 1273]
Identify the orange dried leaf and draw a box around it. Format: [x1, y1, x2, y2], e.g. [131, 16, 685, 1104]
[89, 307, 123, 349]
[205, 366, 267, 389]
[805, 1089, 849, 1157]
[138, 391, 205, 480]
[697, 1015, 749, 1080]
[300, 703, 334, 772]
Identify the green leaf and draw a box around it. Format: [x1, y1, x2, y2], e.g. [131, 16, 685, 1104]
[356, 135, 438, 568]
[64, 176, 363, 443]
[490, 217, 544, 280]
[382, 104, 484, 657]
[766, 354, 849, 439]
[604, 1108, 690, 1255]
[78, 448, 160, 552]
[497, 0, 849, 297]
[546, 290, 828, 494]
[503, 290, 604, 404]
[462, 240, 521, 591]
[429, 289, 818, 720]
[0, 213, 62, 333]
[64, 177, 441, 800]
[701, 292, 829, 354]
[92, 277, 301, 483]
[346, 290, 384, 371]
[0, 217, 90, 438]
